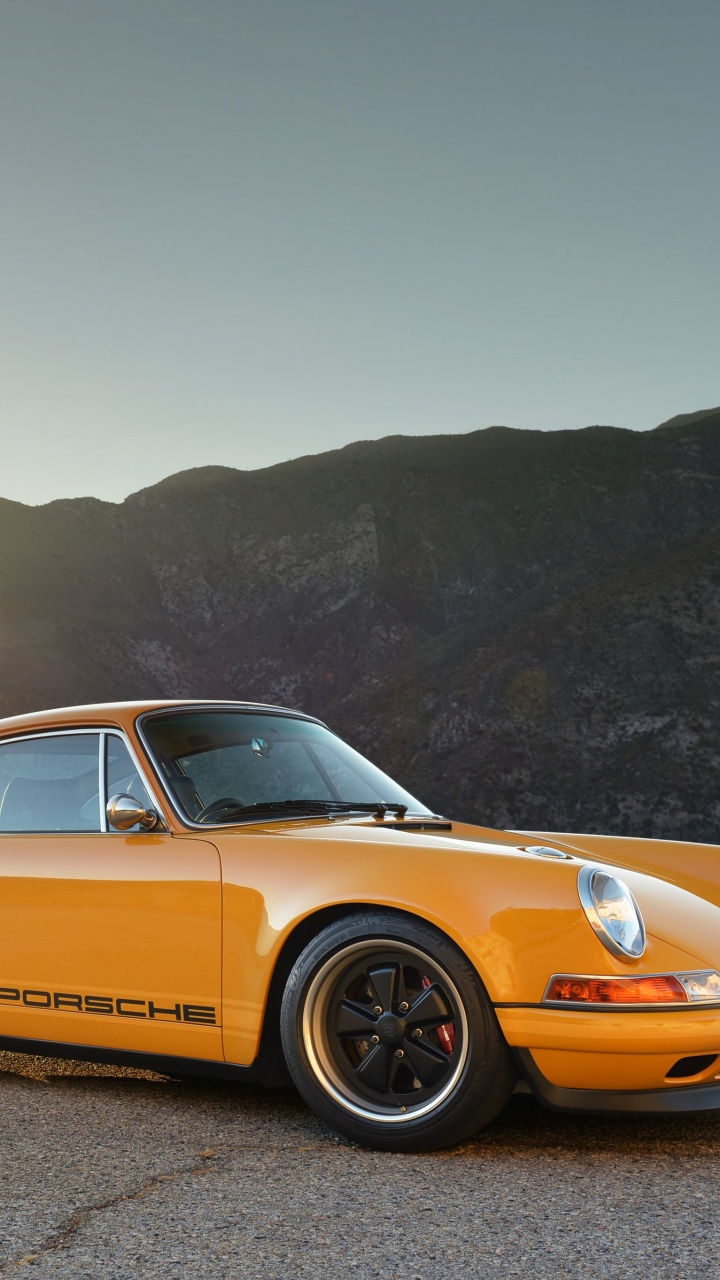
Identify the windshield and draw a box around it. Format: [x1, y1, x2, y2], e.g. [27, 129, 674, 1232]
[140, 710, 432, 823]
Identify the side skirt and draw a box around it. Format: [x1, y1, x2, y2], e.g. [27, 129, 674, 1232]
[515, 1048, 720, 1114]
[0, 1034, 260, 1083]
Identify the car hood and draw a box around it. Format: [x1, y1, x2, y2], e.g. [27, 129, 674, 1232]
[515, 828, 720, 909]
[198, 811, 720, 907]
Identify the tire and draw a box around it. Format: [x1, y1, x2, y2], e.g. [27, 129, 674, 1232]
[280, 911, 516, 1152]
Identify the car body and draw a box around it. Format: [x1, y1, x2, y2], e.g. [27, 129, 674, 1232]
[1, 698, 720, 1151]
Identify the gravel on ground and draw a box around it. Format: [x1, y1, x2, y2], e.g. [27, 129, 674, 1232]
[1, 1050, 719, 1279]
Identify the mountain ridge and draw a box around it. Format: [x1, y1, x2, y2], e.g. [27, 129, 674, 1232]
[11, 410, 719, 512]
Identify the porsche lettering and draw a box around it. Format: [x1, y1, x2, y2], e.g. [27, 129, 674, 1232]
[0, 987, 216, 1024]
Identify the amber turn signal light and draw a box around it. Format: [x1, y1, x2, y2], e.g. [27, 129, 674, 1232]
[545, 975, 688, 1004]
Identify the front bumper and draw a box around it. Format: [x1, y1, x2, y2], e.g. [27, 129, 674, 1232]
[515, 1047, 720, 1114]
[497, 1005, 720, 1100]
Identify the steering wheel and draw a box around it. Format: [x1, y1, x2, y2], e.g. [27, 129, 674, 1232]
[195, 797, 244, 823]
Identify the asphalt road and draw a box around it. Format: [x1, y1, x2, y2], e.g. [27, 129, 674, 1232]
[1, 1051, 719, 1280]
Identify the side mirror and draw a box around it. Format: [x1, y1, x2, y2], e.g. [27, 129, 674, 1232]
[106, 793, 160, 832]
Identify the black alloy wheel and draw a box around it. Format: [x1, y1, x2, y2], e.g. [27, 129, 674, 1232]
[280, 911, 515, 1152]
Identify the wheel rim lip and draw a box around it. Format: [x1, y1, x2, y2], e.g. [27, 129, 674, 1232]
[301, 938, 470, 1125]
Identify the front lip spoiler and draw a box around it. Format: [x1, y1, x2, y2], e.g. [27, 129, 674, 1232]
[514, 1048, 720, 1114]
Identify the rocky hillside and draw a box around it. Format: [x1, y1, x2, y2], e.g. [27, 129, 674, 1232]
[1, 409, 719, 841]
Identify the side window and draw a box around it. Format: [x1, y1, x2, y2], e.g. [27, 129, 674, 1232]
[105, 736, 155, 832]
[0, 734, 101, 833]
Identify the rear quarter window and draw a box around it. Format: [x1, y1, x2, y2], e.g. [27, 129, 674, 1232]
[0, 734, 101, 832]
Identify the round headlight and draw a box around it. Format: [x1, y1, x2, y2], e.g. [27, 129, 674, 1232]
[578, 865, 646, 961]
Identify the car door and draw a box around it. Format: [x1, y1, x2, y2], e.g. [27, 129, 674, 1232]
[0, 729, 222, 1061]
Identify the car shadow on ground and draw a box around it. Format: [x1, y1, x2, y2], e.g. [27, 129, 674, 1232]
[4, 1050, 720, 1160]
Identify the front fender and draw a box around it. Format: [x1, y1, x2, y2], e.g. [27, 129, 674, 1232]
[207, 824, 716, 1064]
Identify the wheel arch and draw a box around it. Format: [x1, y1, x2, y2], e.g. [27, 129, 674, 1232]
[253, 901, 485, 1086]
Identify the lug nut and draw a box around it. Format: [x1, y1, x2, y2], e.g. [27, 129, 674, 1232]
[398, 1002, 409, 1013]
[373, 1005, 383, 1015]
[412, 1027, 423, 1038]
[370, 1035, 380, 1044]
[395, 1049, 404, 1059]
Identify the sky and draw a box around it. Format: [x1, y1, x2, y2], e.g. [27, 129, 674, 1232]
[1, 0, 719, 506]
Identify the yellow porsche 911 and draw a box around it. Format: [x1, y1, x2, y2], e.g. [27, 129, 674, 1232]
[1, 699, 719, 1151]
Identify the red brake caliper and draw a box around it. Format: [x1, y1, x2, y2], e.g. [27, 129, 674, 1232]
[420, 975, 456, 1054]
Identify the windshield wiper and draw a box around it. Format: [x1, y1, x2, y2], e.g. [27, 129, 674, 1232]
[315, 800, 409, 818]
[201, 799, 410, 822]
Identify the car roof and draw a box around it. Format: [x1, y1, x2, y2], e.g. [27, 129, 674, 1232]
[0, 699, 323, 738]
